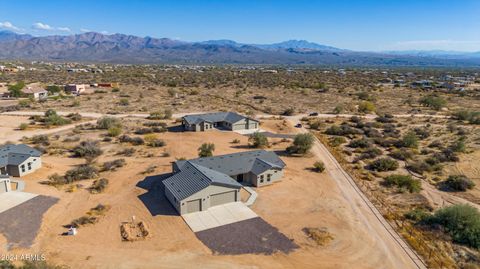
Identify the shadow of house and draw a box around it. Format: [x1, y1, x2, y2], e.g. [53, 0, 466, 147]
[136, 173, 177, 216]
[167, 125, 185, 133]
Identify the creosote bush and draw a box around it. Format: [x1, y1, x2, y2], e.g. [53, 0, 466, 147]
[287, 133, 314, 155]
[368, 158, 399, 172]
[248, 132, 269, 148]
[383, 174, 421, 193]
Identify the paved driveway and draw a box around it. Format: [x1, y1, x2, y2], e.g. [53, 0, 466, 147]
[0, 192, 37, 214]
[182, 202, 257, 232]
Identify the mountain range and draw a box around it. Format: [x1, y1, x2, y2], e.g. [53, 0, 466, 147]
[0, 30, 479, 66]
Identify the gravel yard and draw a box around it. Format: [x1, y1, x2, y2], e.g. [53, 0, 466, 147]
[0, 195, 58, 249]
[195, 217, 298, 255]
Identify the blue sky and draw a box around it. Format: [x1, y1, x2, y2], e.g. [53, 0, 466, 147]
[1, 0, 479, 51]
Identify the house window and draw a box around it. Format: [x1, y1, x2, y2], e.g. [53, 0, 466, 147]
[267, 174, 271, 181]
[260, 175, 264, 180]
[260, 179, 264, 183]
[21, 164, 25, 173]
[28, 162, 32, 170]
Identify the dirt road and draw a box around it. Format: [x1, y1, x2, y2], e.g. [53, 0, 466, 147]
[286, 117, 427, 269]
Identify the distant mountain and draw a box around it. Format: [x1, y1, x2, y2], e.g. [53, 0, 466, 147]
[0, 30, 479, 66]
[254, 40, 342, 51]
[386, 50, 480, 59]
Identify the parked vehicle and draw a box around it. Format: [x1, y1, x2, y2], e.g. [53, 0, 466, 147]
[295, 123, 303, 128]
[309, 112, 319, 116]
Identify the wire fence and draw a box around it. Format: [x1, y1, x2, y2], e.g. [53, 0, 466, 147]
[317, 133, 457, 269]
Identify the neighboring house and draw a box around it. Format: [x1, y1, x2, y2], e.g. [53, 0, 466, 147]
[0, 144, 42, 177]
[98, 82, 119, 88]
[164, 150, 285, 214]
[21, 87, 48, 100]
[0, 175, 11, 193]
[182, 112, 259, 132]
[65, 84, 88, 95]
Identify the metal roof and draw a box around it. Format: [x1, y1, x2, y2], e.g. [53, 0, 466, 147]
[0, 144, 41, 168]
[182, 112, 257, 125]
[175, 150, 285, 176]
[163, 161, 242, 201]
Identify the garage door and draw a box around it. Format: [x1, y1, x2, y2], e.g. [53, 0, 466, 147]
[210, 191, 236, 207]
[186, 199, 202, 213]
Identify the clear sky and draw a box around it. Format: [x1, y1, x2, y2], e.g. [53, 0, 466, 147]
[1, 0, 479, 52]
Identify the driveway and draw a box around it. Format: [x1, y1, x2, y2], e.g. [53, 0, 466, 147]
[182, 202, 257, 232]
[0, 192, 37, 214]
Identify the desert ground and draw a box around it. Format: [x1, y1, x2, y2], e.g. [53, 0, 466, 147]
[0, 115, 421, 269]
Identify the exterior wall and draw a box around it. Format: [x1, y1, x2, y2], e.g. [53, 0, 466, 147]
[177, 185, 240, 215]
[253, 169, 284, 187]
[6, 156, 42, 177]
[0, 178, 11, 193]
[247, 119, 259, 129]
[164, 186, 181, 213]
[0, 166, 6, 175]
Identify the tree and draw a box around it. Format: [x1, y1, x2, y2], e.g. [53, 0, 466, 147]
[287, 133, 315, 155]
[8, 81, 25, 97]
[46, 85, 62, 94]
[198, 143, 215, 157]
[248, 132, 269, 148]
[313, 161, 325, 173]
[420, 95, 447, 110]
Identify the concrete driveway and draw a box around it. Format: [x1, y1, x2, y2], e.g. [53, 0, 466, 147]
[0, 192, 37, 214]
[182, 202, 257, 232]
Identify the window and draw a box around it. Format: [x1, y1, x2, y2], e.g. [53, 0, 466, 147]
[267, 174, 271, 182]
[21, 164, 25, 173]
[28, 162, 32, 170]
[260, 179, 264, 183]
[260, 175, 264, 180]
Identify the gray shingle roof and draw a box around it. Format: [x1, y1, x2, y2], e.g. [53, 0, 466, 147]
[182, 112, 257, 125]
[175, 150, 285, 176]
[0, 144, 41, 168]
[163, 161, 242, 201]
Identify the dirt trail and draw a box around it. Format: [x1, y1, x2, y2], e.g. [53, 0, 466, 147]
[287, 118, 426, 269]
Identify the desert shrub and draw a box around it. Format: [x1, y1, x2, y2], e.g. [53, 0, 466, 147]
[73, 140, 103, 160]
[119, 135, 144, 145]
[333, 105, 343, 114]
[424, 204, 480, 249]
[449, 138, 466, 153]
[18, 99, 31, 107]
[309, 120, 323, 130]
[102, 159, 126, 171]
[107, 126, 122, 137]
[135, 128, 154, 134]
[358, 101, 376, 113]
[434, 148, 459, 162]
[143, 121, 167, 128]
[198, 143, 215, 157]
[66, 113, 82, 121]
[325, 124, 361, 136]
[389, 149, 413, 160]
[117, 148, 136, 156]
[376, 114, 395, 123]
[18, 123, 29, 130]
[89, 178, 109, 194]
[363, 127, 382, 138]
[413, 127, 430, 139]
[282, 108, 295, 116]
[313, 161, 325, 173]
[383, 174, 421, 193]
[368, 158, 399, 172]
[400, 131, 419, 148]
[287, 133, 315, 155]
[420, 95, 447, 110]
[347, 138, 371, 148]
[452, 110, 480, 124]
[406, 161, 434, 175]
[31, 135, 50, 146]
[405, 208, 430, 222]
[248, 132, 269, 148]
[64, 165, 98, 183]
[232, 138, 241, 144]
[97, 117, 122, 130]
[148, 109, 172, 120]
[43, 110, 71, 126]
[149, 139, 166, 147]
[119, 98, 129, 106]
[357, 147, 382, 160]
[442, 175, 475, 191]
[329, 136, 347, 147]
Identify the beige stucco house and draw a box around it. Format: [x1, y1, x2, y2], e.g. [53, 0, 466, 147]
[182, 112, 259, 132]
[0, 144, 42, 177]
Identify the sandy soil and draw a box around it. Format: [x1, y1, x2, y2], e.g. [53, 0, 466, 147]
[1, 119, 421, 269]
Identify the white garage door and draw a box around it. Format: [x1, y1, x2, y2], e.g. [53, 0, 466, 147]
[210, 191, 236, 207]
[186, 199, 202, 213]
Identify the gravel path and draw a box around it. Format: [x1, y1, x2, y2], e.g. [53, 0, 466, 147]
[195, 217, 298, 255]
[0, 195, 58, 249]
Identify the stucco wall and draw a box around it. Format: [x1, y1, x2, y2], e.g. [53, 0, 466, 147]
[7, 157, 42, 177]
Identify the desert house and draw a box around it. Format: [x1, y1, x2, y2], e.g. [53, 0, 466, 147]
[0, 144, 42, 177]
[163, 150, 285, 214]
[182, 112, 259, 132]
[97, 82, 119, 88]
[0, 175, 11, 193]
[65, 84, 88, 95]
[21, 86, 48, 100]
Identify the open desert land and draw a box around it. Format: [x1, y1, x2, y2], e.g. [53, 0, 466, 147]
[0, 116, 420, 269]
